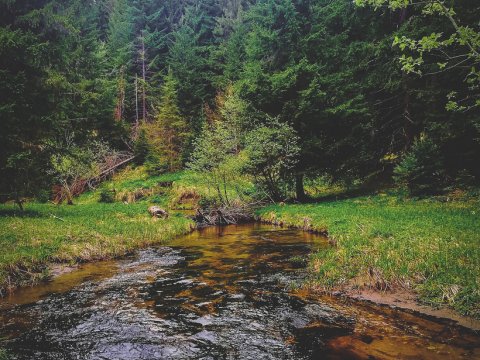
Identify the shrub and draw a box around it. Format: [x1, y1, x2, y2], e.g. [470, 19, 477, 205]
[244, 120, 300, 201]
[145, 152, 169, 176]
[36, 189, 51, 203]
[394, 136, 445, 196]
[99, 188, 115, 203]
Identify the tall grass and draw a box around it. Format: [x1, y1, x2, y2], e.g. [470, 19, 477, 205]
[0, 348, 8, 360]
[0, 167, 194, 294]
[258, 194, 480, 318]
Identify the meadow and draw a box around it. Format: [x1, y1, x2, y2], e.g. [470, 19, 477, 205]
[259, 193, 480, 318]
[0, 169, 194, 294]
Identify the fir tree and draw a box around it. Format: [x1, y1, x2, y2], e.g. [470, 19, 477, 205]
[147, 70, 190, 172]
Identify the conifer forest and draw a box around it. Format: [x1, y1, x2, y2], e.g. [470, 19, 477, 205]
[0, 1, 480, 359]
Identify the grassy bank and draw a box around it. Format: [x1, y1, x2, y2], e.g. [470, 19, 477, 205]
[0, 168, 194, 294]
[258, 193, 480, 318]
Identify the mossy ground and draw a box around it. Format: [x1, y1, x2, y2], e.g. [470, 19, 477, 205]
[258, 192, 480, 318]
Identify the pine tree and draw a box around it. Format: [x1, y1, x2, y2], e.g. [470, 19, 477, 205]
[147, 70, 190, 172]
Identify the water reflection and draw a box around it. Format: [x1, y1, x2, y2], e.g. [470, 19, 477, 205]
[0, 224, 478, 359]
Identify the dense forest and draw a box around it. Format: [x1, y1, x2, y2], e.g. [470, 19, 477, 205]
[1, 0, 479, 205]
[1, 4, 480, 352]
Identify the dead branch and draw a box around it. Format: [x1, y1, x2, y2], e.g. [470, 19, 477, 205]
[192, 205, 255, 227]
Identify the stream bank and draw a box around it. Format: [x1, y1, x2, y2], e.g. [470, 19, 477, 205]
[257, 196, 480, 321]
[1, 224, 479, 359]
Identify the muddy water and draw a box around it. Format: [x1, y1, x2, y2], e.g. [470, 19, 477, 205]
[0, 224, 479, 359]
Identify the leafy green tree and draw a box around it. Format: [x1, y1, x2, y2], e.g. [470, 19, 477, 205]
[355, 0, 479, 111]
[188, 85, 257, 205]
[189, 119, 245, 205]
[244, 120, 300, 201]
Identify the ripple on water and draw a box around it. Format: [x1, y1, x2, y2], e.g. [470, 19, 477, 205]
[0, 224, 479, 360]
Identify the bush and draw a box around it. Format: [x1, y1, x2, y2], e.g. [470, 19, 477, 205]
[394, 136, 445, 196]
[244, 120, 300, 201]
[99, 188, 115, 203]
[145, 156, 168, 176]
[36, 189, 51, 203]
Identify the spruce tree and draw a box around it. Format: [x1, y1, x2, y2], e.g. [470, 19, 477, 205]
[147, 70, 190, 172]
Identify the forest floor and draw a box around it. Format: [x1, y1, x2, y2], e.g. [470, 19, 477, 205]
[258, 192, 480, 319]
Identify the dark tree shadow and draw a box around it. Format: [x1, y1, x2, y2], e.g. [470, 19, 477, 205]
[293, 183, 396, 204]
[309, 187, 377, 203]
[0, 208, 43, 218]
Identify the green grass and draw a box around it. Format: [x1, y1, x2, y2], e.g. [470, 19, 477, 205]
[258, 194, 480, 318]
[3, 165, 479, 320]
[0, 165, 251, 294]
[0, 167, 194, 294]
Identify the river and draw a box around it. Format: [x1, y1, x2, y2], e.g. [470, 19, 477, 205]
[0, 224, 479, 359]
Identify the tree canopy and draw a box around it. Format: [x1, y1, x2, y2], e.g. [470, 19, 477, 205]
[1, 0, 479, 203]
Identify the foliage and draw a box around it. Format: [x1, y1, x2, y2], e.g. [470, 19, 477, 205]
[0, 0, 121, 205]
[99, 188, 115, 203]
[49, 140, 112, 204]
[2, 0, 480, 200]
[145, 70, 190, 172]
[355, 0, 480, 111]
[188, 120, 251, 206]
[394, 136, 446, 196]
[244, 120, 300, 201]
[133, 128, 150, 165]
[188, 87, 253, 206]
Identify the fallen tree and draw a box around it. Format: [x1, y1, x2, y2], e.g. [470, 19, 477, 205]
[52, 148, 135, 204]
[191, 205, 254, 227]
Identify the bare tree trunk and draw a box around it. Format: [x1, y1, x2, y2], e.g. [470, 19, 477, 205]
[14, 193, 23, 211]
[141, 33, 147, 122]
[399, 7, 407, 24]
[62, 181, 74, 205]
[134, 74, 139, 138]
[295, 173, 307, 202]
[114, 66, 125, 122]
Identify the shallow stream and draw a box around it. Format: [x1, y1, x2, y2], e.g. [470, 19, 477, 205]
[0, 224, 479, 359]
